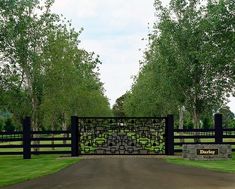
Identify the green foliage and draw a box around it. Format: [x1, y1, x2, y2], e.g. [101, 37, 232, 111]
[0, 0, 111, 130]
[0, 118, 5, 131]
[202, 117, 212, 129]
[219, 106, 235, 128]
[124, 0, 235, 127]
[112, 93, 128, 117]
[227, 119, 235, 129]
[184, 121, 194, 130]
[4, 118, 15, 132]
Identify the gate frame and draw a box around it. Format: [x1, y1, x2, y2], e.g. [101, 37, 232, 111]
[73, 115, 174, 156]
[165, 115, 174, 155]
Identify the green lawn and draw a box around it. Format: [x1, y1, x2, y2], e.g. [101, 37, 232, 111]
[166, 153, 235, 173]
[0, 155, 80, 187]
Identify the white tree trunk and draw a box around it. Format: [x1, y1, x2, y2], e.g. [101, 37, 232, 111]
[193, 107, 200, 143]
[62, 113, 67, 145]
[51, 117, 55, 150]
[179, 106, 185, 143]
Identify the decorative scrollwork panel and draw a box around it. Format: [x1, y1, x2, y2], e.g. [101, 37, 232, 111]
[78, 117, 166, 155]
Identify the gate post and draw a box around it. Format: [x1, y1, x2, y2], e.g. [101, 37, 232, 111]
[214, 114, 223, 144]
[71, 116, 79, 157]
[165, 115, 174, 155]
[23, 117, 31, 159]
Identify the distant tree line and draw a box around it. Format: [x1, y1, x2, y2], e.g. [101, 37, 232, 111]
[114, 0, 235, 128]
[0, 0, 112, 131]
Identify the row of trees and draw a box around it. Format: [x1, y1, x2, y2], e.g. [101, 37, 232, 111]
[0, 0, 112, 131]
[118, 0, 235, 128]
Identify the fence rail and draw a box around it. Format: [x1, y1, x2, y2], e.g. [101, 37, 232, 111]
[0, 116, 76, 159]
[0, 114, 235, 158]
[174, 114, 235, 152]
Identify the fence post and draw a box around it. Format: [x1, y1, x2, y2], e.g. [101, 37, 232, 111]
[23, 117, 31, 159]
[165, 114, 174, 155]
[71, 116, 79, 157]
[215, 113, 223, 144]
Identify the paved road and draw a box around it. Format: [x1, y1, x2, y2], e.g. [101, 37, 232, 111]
[3, 157, 235, 189]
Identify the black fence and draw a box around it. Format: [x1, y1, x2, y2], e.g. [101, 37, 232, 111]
[174, 114, 235, 152]
[0, 114, 234, 159]
[0, 117, 73, 159]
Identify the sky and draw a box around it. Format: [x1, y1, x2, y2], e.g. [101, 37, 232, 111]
[52, 0, 235, 113]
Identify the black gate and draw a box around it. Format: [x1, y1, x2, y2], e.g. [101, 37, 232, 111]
[78, 117, 167, 155]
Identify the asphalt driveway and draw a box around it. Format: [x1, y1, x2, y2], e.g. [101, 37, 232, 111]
[3, 157, 235, 189]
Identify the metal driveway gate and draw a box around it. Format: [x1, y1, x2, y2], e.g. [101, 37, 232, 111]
[78, 117, 167, 155]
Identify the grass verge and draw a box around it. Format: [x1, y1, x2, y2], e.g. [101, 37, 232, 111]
[0, 155, 80, 187]
[166, 153, 235, 173]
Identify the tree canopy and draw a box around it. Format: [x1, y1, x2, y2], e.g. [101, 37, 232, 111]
[0, 0, 112, 131]
[124, 0, 235, 128]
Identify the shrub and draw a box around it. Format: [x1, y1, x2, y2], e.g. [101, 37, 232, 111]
[184, 120, 193, 129]
[0, 118, 5, 131]
[202, 117, 212, 129]
[4, 119, 15, 132]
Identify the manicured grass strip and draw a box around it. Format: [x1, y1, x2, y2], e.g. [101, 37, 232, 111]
[0, 155, 80, 187]
[166, 153, 235, 173]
